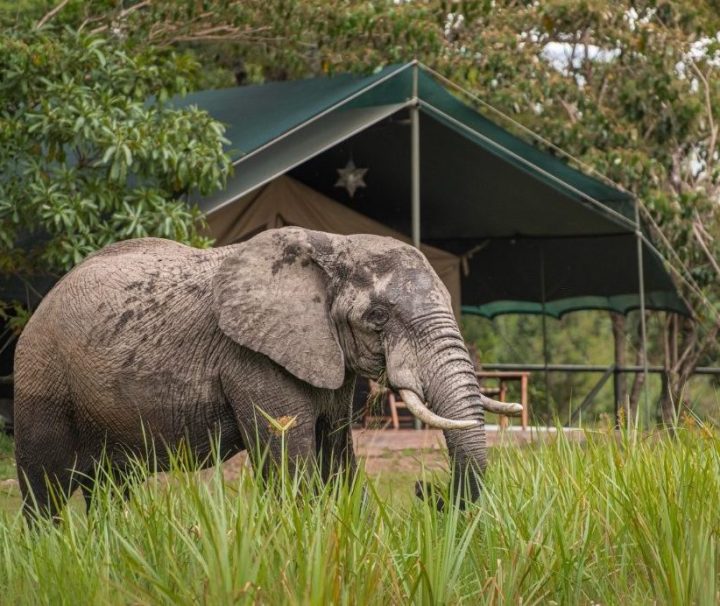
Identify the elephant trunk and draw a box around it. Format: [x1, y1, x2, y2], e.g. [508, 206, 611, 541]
[417, 313, 488, 504]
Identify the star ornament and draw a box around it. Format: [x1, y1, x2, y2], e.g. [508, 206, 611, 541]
[335, 159, 368, 198]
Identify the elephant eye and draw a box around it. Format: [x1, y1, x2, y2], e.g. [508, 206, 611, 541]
[366, 307, 390, 328]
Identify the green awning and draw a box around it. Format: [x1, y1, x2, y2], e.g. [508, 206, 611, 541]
[180, 62, 688, 318]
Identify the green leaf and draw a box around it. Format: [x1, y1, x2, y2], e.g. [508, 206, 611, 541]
[101, 145, 116, 165]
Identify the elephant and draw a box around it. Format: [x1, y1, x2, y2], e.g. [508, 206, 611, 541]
[13, 227, 521, 518]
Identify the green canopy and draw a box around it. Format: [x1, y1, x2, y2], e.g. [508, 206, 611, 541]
[180, 62, 687, 318]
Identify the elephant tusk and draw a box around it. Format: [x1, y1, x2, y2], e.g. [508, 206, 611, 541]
[399, 389, 480, 430]
[480, 395, 524, 416]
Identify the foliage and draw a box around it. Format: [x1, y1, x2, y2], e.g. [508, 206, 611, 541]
[0, 432, 13, 483]
[1, 1, 446, 84]
[0, 303, 31, 336]
[0, 27, 230, 284]
[1, 429, 720, 603]
[464, 311, 623, 422]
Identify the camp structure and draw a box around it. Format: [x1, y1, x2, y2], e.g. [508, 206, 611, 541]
[182, 61, 687, 322]
[0, 62, 687, 321]
[0, 62, 692, 430]
[175, 61, 695, 423]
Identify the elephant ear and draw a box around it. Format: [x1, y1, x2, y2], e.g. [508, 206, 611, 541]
[212, 228, 346, 390]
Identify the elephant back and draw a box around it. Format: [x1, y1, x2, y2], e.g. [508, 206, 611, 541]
[22, 237, 229, 357]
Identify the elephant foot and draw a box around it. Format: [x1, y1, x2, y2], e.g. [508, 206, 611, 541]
[414, 479, 446, 511]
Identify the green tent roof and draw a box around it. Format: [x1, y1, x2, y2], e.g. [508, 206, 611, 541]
[180, 62, 687, 318]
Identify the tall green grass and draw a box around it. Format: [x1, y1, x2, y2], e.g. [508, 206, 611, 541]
[1, 427, 720, 604]
[0, 430, 14, 480]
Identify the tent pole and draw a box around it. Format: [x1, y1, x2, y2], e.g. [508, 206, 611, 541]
[635, 200, 650, 426]
[411, 62, 421, 250]
[540, 247, 551, 423]
[411, 62, 422, 429]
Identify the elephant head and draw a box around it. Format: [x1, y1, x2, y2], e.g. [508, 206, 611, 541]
[213, 227, 521, 503]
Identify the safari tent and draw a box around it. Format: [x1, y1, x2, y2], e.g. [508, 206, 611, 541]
[181, 61, 687, 320]
[1, 62, 687, 319]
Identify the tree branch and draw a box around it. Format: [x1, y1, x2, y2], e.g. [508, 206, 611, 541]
[677, 319, 720, 381]
[35, 0, 70, 29]
[669, 148, 685, 194]
[88, 0, 153, 35]
[558, 98, 579, 124]
[688, 58, 718, 178]
[692, 218, 720, 279]
[147, 23, 273, 45]
[673, 322, 698, 376]
[85, 0, 273, 45]
[596, 72, 609, 108]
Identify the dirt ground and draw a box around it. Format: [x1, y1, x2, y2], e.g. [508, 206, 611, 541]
[214, 429, 451, 482]
[218, 426, 584, 481]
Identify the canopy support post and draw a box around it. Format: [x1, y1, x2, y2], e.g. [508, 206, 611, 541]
[411, 62, 421, 250]
[411, 62, 422, 429]
[540, 247, 551, 423]
[635, 200, 650, 427]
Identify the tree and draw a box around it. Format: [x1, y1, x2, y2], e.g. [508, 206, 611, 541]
[0, 26, 231, 320]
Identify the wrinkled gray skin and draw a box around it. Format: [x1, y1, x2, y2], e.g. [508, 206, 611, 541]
[14, 227, 487, 518]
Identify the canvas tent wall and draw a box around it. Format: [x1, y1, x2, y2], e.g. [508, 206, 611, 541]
[207, 175, 462, 317]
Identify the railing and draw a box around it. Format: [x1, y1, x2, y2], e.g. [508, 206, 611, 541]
[481, 363, 720, 426]
[482, 363, 720, 375]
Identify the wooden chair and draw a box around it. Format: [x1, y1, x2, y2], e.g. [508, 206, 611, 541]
[471, 345, 515, 429]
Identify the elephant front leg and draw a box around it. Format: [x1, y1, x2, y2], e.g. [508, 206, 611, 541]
[226, 370, 318, 483]
[315, 416, 356, 483]
[316, 375, 358, 483]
